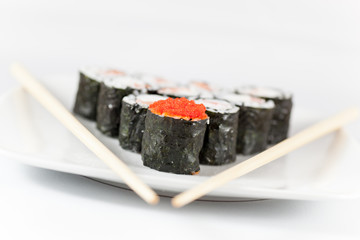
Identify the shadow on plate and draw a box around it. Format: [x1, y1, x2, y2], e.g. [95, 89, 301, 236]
[20, 164, 315, 219]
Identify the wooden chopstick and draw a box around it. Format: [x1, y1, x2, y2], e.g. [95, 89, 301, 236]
[10, 63, 159, 205]
[172, 107, 359, 208]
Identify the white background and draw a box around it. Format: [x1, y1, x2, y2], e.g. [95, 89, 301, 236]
[1, 1, 360, 239]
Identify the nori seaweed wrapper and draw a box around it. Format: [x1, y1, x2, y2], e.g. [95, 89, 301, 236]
[236, 106, 274, 155]
[119, 100, 148, 153]
[261, 97, 293, 145]
[73, 72, 100, 120]
[146, 89, 159, 94]
[96, 82, 133, 137]
[141, 111, 207, 174]
[199, 108, 239, 165]
[235, 87, 293, 145]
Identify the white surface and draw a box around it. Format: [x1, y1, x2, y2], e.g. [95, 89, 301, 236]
[1, 1, 360, 239]
[1, 80, 360, 201]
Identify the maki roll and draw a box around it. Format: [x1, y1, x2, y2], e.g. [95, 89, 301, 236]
[141, 98, 208, 175]
[195, 99, 239, 165]
[236, 86, 293, 144]
[219, 94, 275, 155]
[96, 76, 147, 137]
[119, 94, 167, 153]
[189, 81, 220, 98]
[157, 87, 199, 99]
[132, 73, 176, 94]
[73, 67, 125, 120]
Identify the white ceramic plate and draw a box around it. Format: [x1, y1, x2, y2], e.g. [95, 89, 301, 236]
[1, 75, 360, 201]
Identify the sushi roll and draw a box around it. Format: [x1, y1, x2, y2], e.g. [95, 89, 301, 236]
[96, 76, 147, 137]
[219, 94, 275, 155]
[141, 98, 208, 174]
[132, 73, 176, 94]
[157, 87, 199, 99]
[119, 94, 167, 153]
[73, 67, 125, 120]
[195, 99, 239, 165]
[189, 81, 220, 98]
[236, 86, 293, 144]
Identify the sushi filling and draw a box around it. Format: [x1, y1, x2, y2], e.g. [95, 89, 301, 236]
[136, 94, 168, 107]
[149, 97, 208, 121]
[189, 81, 220, 93]
[103, 76, 148, 91]
[157, 87, 199, 99]
[132, 73, 176, 90]
[236, 86, 292, 100]
[219, 94, 275, 109]
[195, 99, 239, 114]
[80, 66, 126, 82]
[123, 94, 167, 108]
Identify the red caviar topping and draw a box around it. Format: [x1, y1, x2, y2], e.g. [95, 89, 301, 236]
[191, 170, 200, 175]
[149, 97, 208, 121]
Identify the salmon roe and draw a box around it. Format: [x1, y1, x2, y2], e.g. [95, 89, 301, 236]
[149, 97, 208, 121]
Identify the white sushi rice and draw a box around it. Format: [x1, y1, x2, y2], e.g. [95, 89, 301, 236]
[236, 86, 292, 100]
[132, 73, 176, 89]
[123, 94, 167, 108]
[189, 81, 220, 92]
[103, 76, 148, 90]
[218, 93, 275, 109]
[195, 99, 239, 114]
[79, 66, 126, 82]
[189, 81, 222, 99]
[158, 87, 199, 98]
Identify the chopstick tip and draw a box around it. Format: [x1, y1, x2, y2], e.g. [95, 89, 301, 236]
[171, 196, 186, 208]
[150, 195, 160, 205]
[10, 61, 22, 71]
[10, 62, 26, 81]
